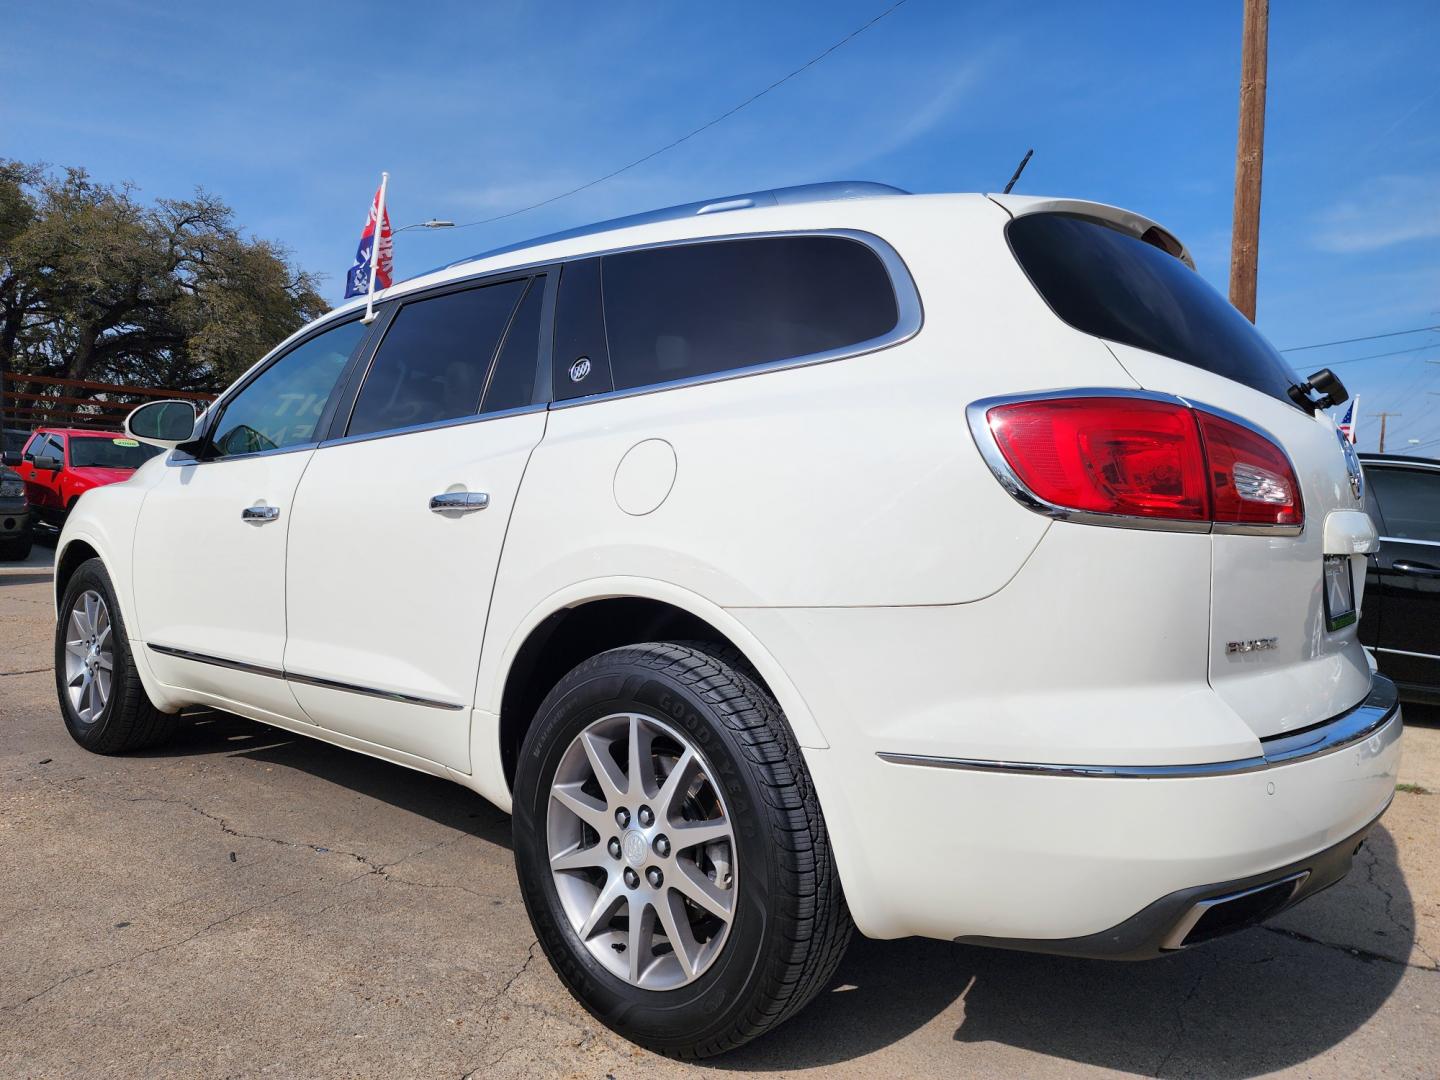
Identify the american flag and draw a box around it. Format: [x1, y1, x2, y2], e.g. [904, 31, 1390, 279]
[343, 183, 394, 299]
[1337, 398, 1359, 444]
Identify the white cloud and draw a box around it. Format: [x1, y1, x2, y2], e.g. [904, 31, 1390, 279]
[1313, 174, 1440, 253]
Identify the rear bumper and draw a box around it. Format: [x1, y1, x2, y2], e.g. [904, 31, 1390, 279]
[954, 795, 1390, 959]
[794, 674, 1402, 944]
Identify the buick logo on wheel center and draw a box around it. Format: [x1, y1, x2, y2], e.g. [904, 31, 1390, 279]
[569, 356, 592, 383]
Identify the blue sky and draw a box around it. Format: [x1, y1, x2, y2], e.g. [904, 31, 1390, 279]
[4, 1, 1438, 454]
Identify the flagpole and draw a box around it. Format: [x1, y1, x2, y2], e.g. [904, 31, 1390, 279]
[362, 170, 389, 324]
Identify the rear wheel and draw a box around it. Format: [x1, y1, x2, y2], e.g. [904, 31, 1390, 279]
[55, 557, 178, 753]
[512, 641, 850, 1058]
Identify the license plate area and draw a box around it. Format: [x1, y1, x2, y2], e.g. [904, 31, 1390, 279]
[1323, 555, 1356, 631]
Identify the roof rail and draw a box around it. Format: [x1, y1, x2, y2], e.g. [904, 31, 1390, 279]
[443, 180, 909, 270]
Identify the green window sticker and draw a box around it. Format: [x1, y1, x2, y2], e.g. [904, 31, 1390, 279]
[113, 438, 140, 447]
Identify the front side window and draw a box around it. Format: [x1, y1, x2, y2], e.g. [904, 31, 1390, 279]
[210, 319, 366, 459]
[347, 278, 527, 438]
[1368, 467, 1440, 543]
[69, 436, 162, 469]
[600, 235, 900, 394]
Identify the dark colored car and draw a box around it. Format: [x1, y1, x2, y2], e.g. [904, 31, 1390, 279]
[0, 463, 32, 560]
[1359, 453, 1440, 704]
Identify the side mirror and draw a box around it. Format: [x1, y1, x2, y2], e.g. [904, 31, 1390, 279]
[34, 455, 62, 472]
[0, 451, 19, 468]
[126, 399, 198, 449]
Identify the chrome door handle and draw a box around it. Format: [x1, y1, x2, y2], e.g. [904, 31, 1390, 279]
[429, 492, 489, 514]
[241, 504, 281, 523]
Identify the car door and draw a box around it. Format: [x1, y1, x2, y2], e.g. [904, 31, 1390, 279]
[1365, 460, 1440, 696]
[283, 271, 552, 770]
[21, 432, 64, 513]
[133, 317, 370, 722]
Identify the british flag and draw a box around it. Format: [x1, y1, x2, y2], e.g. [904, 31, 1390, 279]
[343, 183, 393, 299]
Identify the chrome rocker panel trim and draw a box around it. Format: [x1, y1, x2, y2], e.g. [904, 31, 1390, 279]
[146, 643, 464, 711]
[877, 674, 1400, 779]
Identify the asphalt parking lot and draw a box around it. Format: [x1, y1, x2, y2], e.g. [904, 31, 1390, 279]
[2, 543, 1437, 1079]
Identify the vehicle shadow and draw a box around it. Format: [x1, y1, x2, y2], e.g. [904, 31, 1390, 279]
[145, 710, 512, 848]
[146, 710, 1415, 1076]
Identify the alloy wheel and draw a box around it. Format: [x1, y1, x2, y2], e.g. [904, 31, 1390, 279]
[63, 589, 114, 723]
[546, 711, 737, 990]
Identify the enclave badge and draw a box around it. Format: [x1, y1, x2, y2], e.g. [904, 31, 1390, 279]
[1227, 637, 1278, 655]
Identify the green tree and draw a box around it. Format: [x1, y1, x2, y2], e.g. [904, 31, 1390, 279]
[0, 160, 326, 403]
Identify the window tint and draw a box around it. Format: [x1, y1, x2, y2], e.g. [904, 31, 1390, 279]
[601, 236, 899, 394]
[348, 279, 526, 437]
[211, 320, 365, 458]
[553, 259, 612, 401]
[482, 276, 545, 413]
[69, 437, 162, 469]
[1368, 467, 1440, 543]
[1007, 214, 1301, 407]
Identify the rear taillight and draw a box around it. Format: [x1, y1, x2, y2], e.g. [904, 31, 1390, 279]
[981, 395, 1303, 530]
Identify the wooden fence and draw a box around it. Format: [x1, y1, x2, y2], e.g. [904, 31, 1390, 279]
[1, 372, 215, 433]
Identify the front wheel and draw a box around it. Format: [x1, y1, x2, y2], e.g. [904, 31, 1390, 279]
[512, 641, 851, 1058]
[55, 557, 178, 753]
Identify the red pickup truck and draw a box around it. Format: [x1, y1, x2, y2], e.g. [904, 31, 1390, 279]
[12, 428, 162, 528]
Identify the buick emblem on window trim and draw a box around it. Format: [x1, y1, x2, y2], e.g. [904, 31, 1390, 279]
[569, 356, 592, 383]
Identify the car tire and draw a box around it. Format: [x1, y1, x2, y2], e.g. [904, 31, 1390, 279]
[55, 557, 178, 753]
[0, 534, 31, 561]
[512, 641, 851, 1059]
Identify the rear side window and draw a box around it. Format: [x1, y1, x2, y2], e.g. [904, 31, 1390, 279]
[1007, 214, 1300, 407]
[348, 278, 527, 437]
[481, 275, 545, 414]
[1368, 467, 1440, 542]
[601, 235, 899, 393]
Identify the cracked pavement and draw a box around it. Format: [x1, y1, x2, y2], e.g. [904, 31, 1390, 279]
[3, 545, 1438, 1078]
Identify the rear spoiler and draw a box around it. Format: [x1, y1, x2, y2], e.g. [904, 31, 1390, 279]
[986, 194, 1195, 271]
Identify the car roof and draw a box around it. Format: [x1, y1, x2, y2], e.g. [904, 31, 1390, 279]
[31, 427, 126, 438]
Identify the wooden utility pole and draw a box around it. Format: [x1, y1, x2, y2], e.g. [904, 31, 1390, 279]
[1229, 0, 1269, 322]
[1370, 412, 1402, 454]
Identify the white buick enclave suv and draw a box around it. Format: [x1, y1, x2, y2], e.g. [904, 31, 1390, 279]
[54, 182, 1401, 1058]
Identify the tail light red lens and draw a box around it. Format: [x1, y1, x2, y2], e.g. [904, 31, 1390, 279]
[1196, 411, 1303, 526]
[984, 396, 1303, 529]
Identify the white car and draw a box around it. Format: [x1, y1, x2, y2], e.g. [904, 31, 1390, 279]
[55, 182, 1401, 1058]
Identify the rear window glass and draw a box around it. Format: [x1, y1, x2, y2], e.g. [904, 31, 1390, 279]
[1007, 213, 1300, 407]
[600, 235, 898, 393]
[1367, 467, 1440, 543]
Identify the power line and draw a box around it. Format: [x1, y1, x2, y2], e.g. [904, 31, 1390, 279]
[1279, 324, 1440, 352]
[1289, 341, 1440, 370]
[449, 0, 911, 232]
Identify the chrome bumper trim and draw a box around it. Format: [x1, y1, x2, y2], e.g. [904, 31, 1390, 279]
[877, 675, 1400, 779]
[146, 643, 464, 712]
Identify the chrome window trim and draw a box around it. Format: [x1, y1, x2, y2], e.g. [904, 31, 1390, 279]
[166, 441, 319, 468]
[1379, 535, 1440, 548]
[318, 402, 547, 450]
[549, 228, 923, 411]
[1362, 459, 1440, 473]
[876, 675, 1399, 779]
[146, 643, 463, 711]
[965, 386, 1305, 536]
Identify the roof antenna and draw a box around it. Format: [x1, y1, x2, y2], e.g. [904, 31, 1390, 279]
[1002, 149, 1034, 195]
